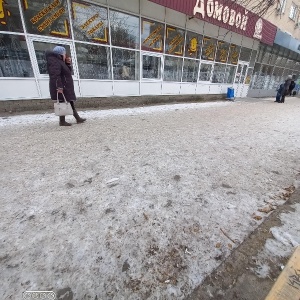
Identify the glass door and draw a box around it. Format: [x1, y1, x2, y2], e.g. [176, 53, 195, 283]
[234, 62, 249, 97]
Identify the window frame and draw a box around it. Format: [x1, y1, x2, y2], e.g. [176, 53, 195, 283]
[289, 3, 298, 20]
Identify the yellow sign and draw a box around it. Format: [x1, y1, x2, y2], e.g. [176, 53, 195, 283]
[166, 26, 183, 55]
[142, 20, 163, 52]
[0, 0, 11, 25]
[23, 0, 70, 37]
[230, 45, 239, 64]
[203, 37, 215, 60]
[72, 1, 108, 43]
[188, 37, 198, 55]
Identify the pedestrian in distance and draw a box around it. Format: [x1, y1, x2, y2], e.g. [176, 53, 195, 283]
[288, 80, 296, 96]
[46, 45, 86, 126]
[275, 75, 292, 103]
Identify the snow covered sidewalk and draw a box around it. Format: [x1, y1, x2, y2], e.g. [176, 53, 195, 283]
[0, 97, 300, 299]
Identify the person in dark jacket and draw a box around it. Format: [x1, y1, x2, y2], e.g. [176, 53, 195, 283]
[278, 75, 292, 103]
[46, 46, 86, 126]
[288, 80, 296, 96]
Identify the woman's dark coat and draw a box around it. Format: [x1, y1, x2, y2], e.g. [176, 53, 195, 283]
[46, 51, 76, 102]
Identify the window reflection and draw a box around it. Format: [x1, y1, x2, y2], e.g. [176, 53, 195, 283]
[110, 10, 139, 49]
[0, 0, 23, 32]
[212, 63, 227, 83]
[76, 43, 110, 79]
[182, 59, 199, 82]
[185, 31, 202, 58]
[215, 41, 229, 63]
[228, 44, 240, 65]
[71, 0, 109, 44]
[165, 26, 184, 56]
[199, 63, 212, 81]
[141, 18, 164, 52]
[201, 37, 216, 61]
[21, 0, 71, 38]
[226, 65, 236, 84]
[142, 55, 161, 79]
[251, 63, 264, 89]
[239, 47, 252, 62]
[112, 48, 139, 80]
[163, 56, 183, 81]
[33, 41, 71, 75]
[0, 34, 33, 77]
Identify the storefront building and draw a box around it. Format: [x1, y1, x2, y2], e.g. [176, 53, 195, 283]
[0, 0, 279, 100]
[249, 30, 300, 97]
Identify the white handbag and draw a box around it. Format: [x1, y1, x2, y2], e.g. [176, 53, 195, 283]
[54, 93, 73, 116]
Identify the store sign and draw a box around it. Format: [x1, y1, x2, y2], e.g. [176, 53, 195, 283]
[0, 0, 10, 25]
[149, 0, 277, 45]
[71, 0, 108, 43]
[141, 19, 164, 52]
[165, 26, 184, 55]
[21, 0, 70, 38]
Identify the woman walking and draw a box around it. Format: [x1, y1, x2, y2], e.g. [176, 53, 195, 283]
[46, 46, 86, 126]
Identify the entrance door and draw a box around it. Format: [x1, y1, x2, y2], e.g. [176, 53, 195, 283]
[27, 37, 80, 98]
[234, 62, 249, 98]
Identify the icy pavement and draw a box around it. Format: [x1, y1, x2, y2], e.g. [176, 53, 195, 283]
[0, 98, 300, 299]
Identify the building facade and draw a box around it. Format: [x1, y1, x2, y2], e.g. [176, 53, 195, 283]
[0, 0, 299, 101]
[247, 0, 300, 97]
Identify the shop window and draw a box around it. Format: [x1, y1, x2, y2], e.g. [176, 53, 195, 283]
[280, 56, 288, 67]
[76, 43, 110, 79]
[201, 37, 216, 61]
[234, 63, 248, 84]
[212, 63, 227, 83]
[226, 65, 236, 84]
[33, 41, 71, 75]
[182, 59, 199, 82]
[0, 0, 23, 32]
[261, 47, 272, 65]
[261, 64, 273, 89]
[228, 44, 240, 65]
[199, 63, 212, 81]
[110, 10, 139, 49]
[0, 33, 34, 77]
[286, 59, 295, 69]
[215, 41, 229, 63]
[21, 0, 71, 38]
[282, 68, 292, 79]
[112, 48, 139, 80]
[185, 31, 202, 59]
[165, 25, 184, 56]
[239, 47, 252, 62]
[256, 45, 265, 63]
[269, 47, 279, 66]
[142, 55, 161, 79]
[275, 56, 282, 66]
[141, 18, 164, 53]
[251, 63, 263, 89]
[249, 50, 257, 67]
[163, 56, 183, 81]
[271, 67, 284, 89]
[71, 0, 109, 44]
[245, 68, 253, 85]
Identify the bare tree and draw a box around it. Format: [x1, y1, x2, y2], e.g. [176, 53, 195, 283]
[234, 0, 279, 17]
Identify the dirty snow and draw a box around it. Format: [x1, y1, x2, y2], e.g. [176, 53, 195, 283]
[1, 97, 300, 299]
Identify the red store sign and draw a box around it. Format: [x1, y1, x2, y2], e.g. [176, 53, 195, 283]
[149, 0, 277, 45]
